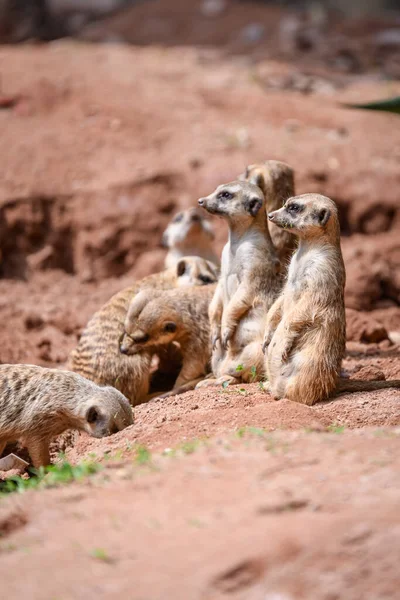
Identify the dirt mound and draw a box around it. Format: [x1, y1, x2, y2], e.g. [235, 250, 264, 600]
[1, 430, 400, 599]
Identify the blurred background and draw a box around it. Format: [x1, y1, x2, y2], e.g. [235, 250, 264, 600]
[0, 0, 399, 367]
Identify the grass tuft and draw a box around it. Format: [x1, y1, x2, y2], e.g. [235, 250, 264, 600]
[0, 457, 101, 496]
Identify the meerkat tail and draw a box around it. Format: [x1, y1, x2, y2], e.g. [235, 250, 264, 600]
[336, 379, 400, 394]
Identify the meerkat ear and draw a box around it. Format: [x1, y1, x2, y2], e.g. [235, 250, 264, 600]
[164, 321, 177, 333]
[318, 208, 331, 226]
[177, 259, 187, 277]
[86, 405, 100, 423]
[253, 173, 265, 189]
[246, 197, 263, 217]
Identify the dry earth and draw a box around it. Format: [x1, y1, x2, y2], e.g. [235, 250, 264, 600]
[0, 23, 399, 599]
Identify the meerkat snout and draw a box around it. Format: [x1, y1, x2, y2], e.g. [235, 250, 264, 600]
[83, 388, 133, 438]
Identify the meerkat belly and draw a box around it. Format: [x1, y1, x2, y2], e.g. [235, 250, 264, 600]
[233, 305, 264, 348]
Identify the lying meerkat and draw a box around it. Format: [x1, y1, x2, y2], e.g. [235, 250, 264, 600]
[162, 207, 219, 269]
[68, 256, 218, 405]
[120, 285, 215, 395]
[196, 180, 282, 387]
[264, 193, 400, 405]
[0, 364, 133, 468]
[240, 160, 296, 265]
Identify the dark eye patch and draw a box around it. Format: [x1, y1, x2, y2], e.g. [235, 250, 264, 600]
[287, 203, 303, 214]
[217, 190, 233, 201]
[199, 274, 213, 284]
[173, 213, 184, 223]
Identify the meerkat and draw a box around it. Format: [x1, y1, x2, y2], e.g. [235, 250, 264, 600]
[68, 256, 218, 405]
[120, 284, 215, 395]
[196, 180, 282, 387]
[0, 364, 133, 468]
[240, 160, 296, 265]
[264, 193, 400, 405]
[162, 207, 219, 269]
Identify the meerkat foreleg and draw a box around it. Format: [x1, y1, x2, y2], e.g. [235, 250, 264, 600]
[209, 282, 224, 349]
[281, 311, 313, 362]
[27, 438, 51, 468]
[220, 284, 253, 349]
[262, 294, 285, 352]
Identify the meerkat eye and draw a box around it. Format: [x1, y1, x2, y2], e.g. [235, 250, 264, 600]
[173, 213, 184, 223]
[86, 406, 100, 424]
[288, 203, 300, 213]
[218, 191, 233, 201]
[199, 274, 213, 284]
[164, 322, 177, 333]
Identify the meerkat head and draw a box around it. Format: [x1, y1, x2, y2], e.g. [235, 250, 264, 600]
[81, 387, 133, 438]
[240, 161, 295, 212]
[268, 193, 339, 240]
[161, 208, 215, 250]
[176, 255, 219, 286]
[120, 291, 180, 355]
[198, 181, 265, 224]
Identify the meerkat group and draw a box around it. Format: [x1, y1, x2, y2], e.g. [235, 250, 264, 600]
[2, 160, 398, 468]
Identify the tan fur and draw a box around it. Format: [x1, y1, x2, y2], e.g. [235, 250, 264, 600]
[196, 180, 282, 388]
[240, 160, 296, 266]
[264, 193, 347, 405]
[0, 364, 133, 467]
[68, 257, 219, 405]
[162, 207, 218, 269]
[120, 285, 215, 395]
[265, 194, 400, 404]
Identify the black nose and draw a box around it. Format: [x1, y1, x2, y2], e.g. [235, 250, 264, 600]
[198, 198, 204, 206]
[268, 213, 275, 221]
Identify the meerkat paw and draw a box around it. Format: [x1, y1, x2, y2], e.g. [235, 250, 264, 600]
[216, 375, 237, 387]
[221, 327, 234, 350]
[196, 378, 219, 389]
[262, 330, 274, 353]
[211, 329, 221, 350]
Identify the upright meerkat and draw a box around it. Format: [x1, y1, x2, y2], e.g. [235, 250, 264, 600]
[162, 207, 219, 269]
[120, 284, 215, 395]
[68, 256, 218, 405]
[197, 180, 282, 387]
[240, 160, 296, 265]
[0, 364, 133, 468]
[264, 193, 400, 405]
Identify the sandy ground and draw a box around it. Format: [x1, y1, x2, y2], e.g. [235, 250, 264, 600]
[0, 23, 399, 599]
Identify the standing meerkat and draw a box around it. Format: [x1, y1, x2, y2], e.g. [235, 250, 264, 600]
[196, 180, 282, 387]
[120, 284, 215, 395]
[264, 193, 400, 405]
[68, 256, 218, 405]
[240, 160, 296, 265]
[162, 207, 219, 269]
[0, 364, 133, 468]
